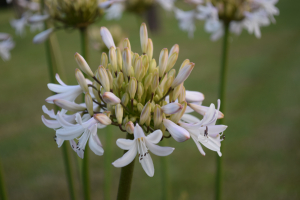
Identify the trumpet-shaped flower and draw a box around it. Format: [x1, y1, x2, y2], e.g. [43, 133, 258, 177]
[112, 124, 175, 177]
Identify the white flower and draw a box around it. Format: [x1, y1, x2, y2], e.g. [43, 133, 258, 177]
[33, 28, 54, 44]
[55, 113, 106, 158]
[0, 38, 15, 61]
[163, 119, 190, 142]
[10, 16, 27, 36]
[104, 2, 125, 20]
[174, 8, 196, 38]
[254, 0, 279, 22]
[46, 74, 87, 104]
[178, 100, 227, 156]
[112, 124, 175, 177]
[243, 10, 270, 38]
[156, 0, 175, 11]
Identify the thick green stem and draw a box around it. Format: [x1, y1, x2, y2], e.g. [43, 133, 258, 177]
[79, 27, 91, 200]
[160, 140, 171, 200]
[104, 127, 113, 200]
[0, 160, 8, 200]
[215, 22, 230, 200]
[116, 133, 135, 200]
[40, 1, 78, 199]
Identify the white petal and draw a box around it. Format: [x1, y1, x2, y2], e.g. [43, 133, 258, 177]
[69, 140, 77, 152]
[77, 148, 84, 159]
[55, 74, 67, 86]
[56, 137, 64, 148]
[41, 115, 61, 129]
[134, 124, 145, 139]
[139, 153, 154, 177]
[191, 134, 206, 156]
[146, 141, 174, 156]
[116, 138, 136, 150]
[100, 27, 116, 49]
[56, 126, 84, 140]
[145, 130, 162, 144]
[54, 99, 86, 112]
[33, 28, 53, 44]
[42, 105, 56, 119]
[207, 125, 227, 138]
[112, 144, 137, 168]
[163, 119, 190, 142]
[56, 112, 75, 127]
[47, 83, 81, 93]
[89, 125, 104, 156]
[161, 103, 183, 114]
[180, 114, 201, 123]
[46, 90, 82, 104]
[185, 90, 205, 103]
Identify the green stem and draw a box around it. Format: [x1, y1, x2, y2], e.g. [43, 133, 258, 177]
[104, 127, 112, 200]
[160, 140, 171, 200]
[40, 1, 77, 200]
[79, 27, 91, 200]
[215, 22, 230, 200]
[0, 160, 8, 200]
[116, 133, 136, 200]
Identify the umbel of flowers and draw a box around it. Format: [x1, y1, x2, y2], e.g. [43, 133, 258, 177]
[42, 23, 227, 177]
[99, 0, 174, 20]
[175, 0, 279, 40]
[31, 0, 109, 43]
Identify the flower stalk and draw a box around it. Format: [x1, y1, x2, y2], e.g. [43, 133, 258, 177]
[215, 21, 230, 200]
[104, 126, 113, 200]
[161, 140, 171, 200]
[116, 133, 136, 200]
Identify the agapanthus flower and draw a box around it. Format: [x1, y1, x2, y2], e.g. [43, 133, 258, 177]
[42, 22, 227, 176]
[99, 0, 175, 20]
[0, 33, 15, 61]
[174, 0, 279, 40]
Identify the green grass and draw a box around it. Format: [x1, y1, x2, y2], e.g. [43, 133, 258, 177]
[0, 0, 300, 199]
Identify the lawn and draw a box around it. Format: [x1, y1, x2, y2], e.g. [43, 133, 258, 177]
[0, 0, 299, 199]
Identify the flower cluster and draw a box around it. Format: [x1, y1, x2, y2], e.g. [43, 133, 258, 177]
[9, 0, 44, 37]
[175, 0, 279, 40]
[31, 0, 109, 44]
[0, 33, 15, 61]
[99, 0, 174, 20]
[42, 23, 227, 177]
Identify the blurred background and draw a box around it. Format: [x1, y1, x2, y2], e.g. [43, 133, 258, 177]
[0, 0, 299, 199]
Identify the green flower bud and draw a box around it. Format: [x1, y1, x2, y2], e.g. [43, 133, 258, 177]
[125, 121, 134, 134]
[158, 48, 168, 78]
[123, 115, 129, 125]
[117, 72, 124, 88]
[146, 38, 153, 61]
[85, 93, 94, 116]
[121, 93, 129, 106]
[123, 38, 131, 52]
[140, 101, 151, 125]
[75, 53, 94, 77]
[144, 73, 153, 90]
[128, 77, 137, 99]
[166, 52, 178, 72]
[101, 52, 108, 68]
[137, 82, 144, 101]
[75, 69, 89, 93]
[122, 47, 131, 79]
[178, 86, 186, 102]
[140, 23, 148, 54]
[115, 104, 123, 124]
[109, 46, 117, 73]
[169, 44, 179, 57]
[154, 104, 162, 129]
[116, 47, 122, 71]
[137, 103, 144, 113]
[179, 59, 190, 71]
[149, 59, 157, 73]
[134, 56, 143, 81]
[98, 65, 110, 92]
[151, 72, 159, 93]
[106, 69, 113, 90]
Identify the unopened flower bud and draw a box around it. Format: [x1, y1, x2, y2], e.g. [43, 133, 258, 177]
[116, 47, 122, 71]
[188, 103, 224, 119]
[100, 27, 116, 49]
[121, 93, 129, 106]
[170, 101, 187, 123]
[128, 77, 137, 99]
[163, 119, 190, 142]
[149, 59, 157, 73]
[94, 113, 112, 125]
[117, 72, 124, 88]
[53, 99, 86, 112]
[154, 104, 163, 129]
[137, 82, 144, 101]
[125, 121, 134, 134]
[98, 66, 110, 92]
[85, 93, 94, 116]
[151, 72, 159, 93]
[101, 52, 108, 68]
[92, 82, 102, 103]
[146, 38, 153, 61]
[140, 23, 148, 53]
[75, 69, 89, 93]
[123, 115, 129, 125]
[172, 84, 182, 101]
[171, 63, 195, 88]
[185, 91, 205, 103]
[106, 69, 113, 89]
[159, 48, 168, 77]
[137, 103, 144, 113]
[178, 86, 186, 102]
[122, 47, 131, 78]
[164, 78, 173, 93]
[169, 44, 179, 57]
[115, 104, 123, 124]
[161, 103, 183, 115]
[33, 28, 53, 44]
[134, 56, 143, 81]
[140, 101, 151, 125]
[103, 92, 121, 105]
[109, 46, 117, 73]
[179, 59, 190, 71]
[166, 52, 178, 72]
[144, 73, 153, 90]
[123, 38, 131, 51]
[75, 53, 94, 77]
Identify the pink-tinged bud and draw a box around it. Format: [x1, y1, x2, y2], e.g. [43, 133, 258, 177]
[185, 91, 205, 103]
[33, 28, 53, 44]
[188, 103, 224, 119]
[102, 92, 121, 105]
[94, 113, 112, 125]
[171, 63, 194, 88]
[140, 23, 148, 53]
[74, 53, 94, 77]
[163, 119, 190, 142]
[169, 44, 179, 57]
[161, 103, 183, 115]
[125, 121, 134, 134]
[53, 99, 86, 112]
[100, 27, 116, 49]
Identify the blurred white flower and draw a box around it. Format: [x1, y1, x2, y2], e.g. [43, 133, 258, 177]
[174, 8, 196, 38]
[112, 124, 174, 177]
[0, 35, 15, 61]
